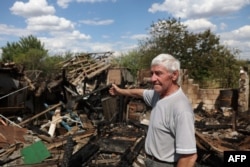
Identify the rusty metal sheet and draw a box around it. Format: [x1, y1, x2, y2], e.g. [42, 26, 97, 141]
[0, 125, 27, 146]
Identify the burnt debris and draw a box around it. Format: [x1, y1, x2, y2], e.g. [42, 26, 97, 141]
[0, 53, 249, 167]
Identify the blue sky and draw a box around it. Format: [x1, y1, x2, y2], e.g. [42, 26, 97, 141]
[0, 0, 250, 59]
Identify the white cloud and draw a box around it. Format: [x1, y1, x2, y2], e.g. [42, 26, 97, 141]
[149, 0, 188, 18]
[89, 42, 113, 51]
[129, 34, 149, 40]
[149, 0, 250, 18]
[42, 37, 113, 54]
[71, 30, 91, 39]
[39, 32, 136, 55]
[57, 0, 73, 8]
[121, 34, 149, 40]
[41, 37, 65, 51]
[26, 15, 74, 32]
[222, 39, 250, 59]
[220, 25, 250, 41]
[76, 0, 116, 3]
[10, 0, 55, 18]
[183, 19, 217, 33]
[48, 29, 91, 40]
[37, 28, 93, 54]
[230, 25, 250, 41]
[80, 19, 114, 25]
[0, 24, 32, 36]
[219, 25, 250, 59]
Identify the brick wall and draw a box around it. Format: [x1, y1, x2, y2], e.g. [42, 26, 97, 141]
[181, 69, 249, 112]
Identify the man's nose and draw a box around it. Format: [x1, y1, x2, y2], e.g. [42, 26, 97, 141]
[151, 74, 157, 82]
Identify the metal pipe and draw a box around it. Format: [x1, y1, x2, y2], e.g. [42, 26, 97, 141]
[0, 86, 29, 100]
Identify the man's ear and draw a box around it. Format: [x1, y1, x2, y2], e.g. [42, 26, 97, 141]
[172, 70, 179, 82]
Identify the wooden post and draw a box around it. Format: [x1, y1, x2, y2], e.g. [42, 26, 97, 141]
[232, 109, 237, 131]
[19, 102, 63, 126]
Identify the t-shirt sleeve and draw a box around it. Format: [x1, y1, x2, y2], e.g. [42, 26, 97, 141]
[143, 90, 153, 106]
[175, 110, 197, 154]
[143, 90, 159, 107]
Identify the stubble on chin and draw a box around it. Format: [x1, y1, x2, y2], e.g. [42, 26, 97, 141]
[153, 85, 162, 93]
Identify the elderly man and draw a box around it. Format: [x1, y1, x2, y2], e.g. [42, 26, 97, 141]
[109, 53, 197, 167]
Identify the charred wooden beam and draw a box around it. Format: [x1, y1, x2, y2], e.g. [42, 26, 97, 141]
[61, 136, 74, 167]
[195, 131, 225, 156]
[97, 138, 133, 153]
[117, 137, 145, 166]
[232, 109, 237, 131]
[19, 102, 63, 126]
[68, 143, 99, 167]
[74, 84, 112, 102]
[195, 123, 232, 130]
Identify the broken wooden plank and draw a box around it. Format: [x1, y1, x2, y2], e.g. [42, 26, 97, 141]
[19, 102, 63, 126]
[87, 64, 111, 79]
[46, 129, 95, 150]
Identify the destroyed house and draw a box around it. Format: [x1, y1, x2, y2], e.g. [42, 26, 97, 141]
[0, 53, 249, 167]
[0, 62, 29, 115]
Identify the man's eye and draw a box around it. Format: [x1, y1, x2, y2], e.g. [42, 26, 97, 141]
[155, 72, 161, 76]
[151, 72, 156, 76]
[151, 71, 161, 76]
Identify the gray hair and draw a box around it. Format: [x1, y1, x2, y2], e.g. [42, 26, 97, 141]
[151, 53, 180, 72]
[151, 53, 181, 84]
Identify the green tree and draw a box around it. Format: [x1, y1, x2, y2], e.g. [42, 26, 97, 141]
[138, 18, 190, 69]
[41, 55, 65, 77]
[118, 50, 141, 79]
[1, 42, 21, 62]
[138, 18, 242, 88]
[1, 35, 48, 70]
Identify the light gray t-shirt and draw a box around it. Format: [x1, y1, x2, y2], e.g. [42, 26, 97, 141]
[143, 88, 197, 162]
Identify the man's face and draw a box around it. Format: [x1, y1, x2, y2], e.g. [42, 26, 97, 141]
[151, 65, 174, 96]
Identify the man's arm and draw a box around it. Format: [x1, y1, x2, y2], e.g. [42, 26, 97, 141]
[109, 84, 144, 98]
[177, 153, 197, 167]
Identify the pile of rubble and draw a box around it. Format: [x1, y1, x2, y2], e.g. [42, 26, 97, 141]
[194, 103, 250, 166]
[0, 52, 147, 167]
[0, 52, 250, 167]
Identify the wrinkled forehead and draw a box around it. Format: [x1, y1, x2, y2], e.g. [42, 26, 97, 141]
[151, 64, 169, 72]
